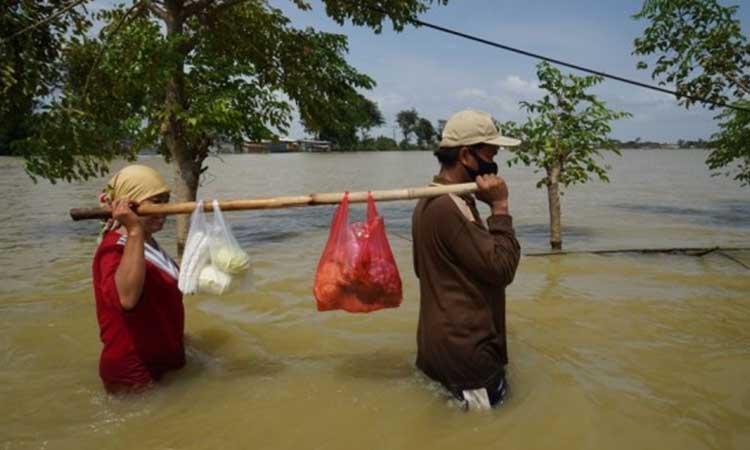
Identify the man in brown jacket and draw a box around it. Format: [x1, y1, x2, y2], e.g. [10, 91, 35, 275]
[412, 109, 521, 410]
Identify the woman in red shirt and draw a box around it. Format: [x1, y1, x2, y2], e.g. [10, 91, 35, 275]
[92, 165, 185, 393]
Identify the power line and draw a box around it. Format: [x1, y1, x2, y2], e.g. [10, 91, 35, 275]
[0, 0, 89, 44]
[5, 0, 748, 114]
[366, 4, 750, 114]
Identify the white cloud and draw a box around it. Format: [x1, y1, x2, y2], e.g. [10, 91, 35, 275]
[496, 75, 542, 97]
[608, 91, 676, 109]
[456, 88, 489, 99]
[371, 92, 407, 109]
[452, 88, 522, 118]
[450, 75, 545, 119]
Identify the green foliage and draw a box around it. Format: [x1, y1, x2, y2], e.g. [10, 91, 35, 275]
[14, 0, 447, 183]
[708, 100, 750, 186]
[633, 0, 750, 185]
[505, 62, 631, 188]
[361, 98, 386, 135]
[436, 119, 447, 139]
[396, 108, 436, 148]
[318, 0, 448, 32]
[633, 0, 749, 107]
[396, 108, 419, 143]
[0, 0, 90, 155]
[358, 135, 398, 151]
[414, 117, 436, 148]
[304, 96, 384, 149]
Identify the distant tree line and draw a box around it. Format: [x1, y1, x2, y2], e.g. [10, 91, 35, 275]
[295, 96, 714, 153]
[395, 108, 438, 150]
[612, 138, 712, 150]
[301, 102, 443, 151]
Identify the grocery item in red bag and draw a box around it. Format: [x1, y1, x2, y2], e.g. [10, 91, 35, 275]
[313, 193, 402, 313]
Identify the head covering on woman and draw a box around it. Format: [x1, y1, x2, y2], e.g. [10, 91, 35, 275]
[97, 165, 171, 240]
[104, 165, 170, 203]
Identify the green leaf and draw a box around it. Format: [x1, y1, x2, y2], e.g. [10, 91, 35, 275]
[13, 0, 446, 181]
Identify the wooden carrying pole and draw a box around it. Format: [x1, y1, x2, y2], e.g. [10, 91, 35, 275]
[70, 183, 478, 221]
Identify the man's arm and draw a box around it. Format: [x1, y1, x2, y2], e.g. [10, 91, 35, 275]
[441, 174, 521, 286]
[447, 212, 521, 287]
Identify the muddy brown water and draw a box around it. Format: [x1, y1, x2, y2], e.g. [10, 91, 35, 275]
[1, 150, 748, 450]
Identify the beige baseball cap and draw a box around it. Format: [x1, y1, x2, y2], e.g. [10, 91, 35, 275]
[439, 109, 521, 148]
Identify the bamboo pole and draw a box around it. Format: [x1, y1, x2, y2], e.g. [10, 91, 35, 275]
[70, 182, 478, 221]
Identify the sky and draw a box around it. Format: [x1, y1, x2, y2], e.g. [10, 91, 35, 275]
[267, 0, 750, 142]
[91, 0, 750, 142]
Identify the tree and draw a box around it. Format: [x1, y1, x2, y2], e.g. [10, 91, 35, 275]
[0, 1, 89, 154]
[304, 96, 384, 149]
[396, 108, 419, 143]
[359, 97, 385, 141]
[633, 0, 750, 186]
[359, 135, 398, 151]
[13, 0, 448, 253]
[414, 117, 436, 148]
[396, 108, 436, 149]
[709, 99, 750, 181]
[504, 62, 631, 250]
[436, 119, 447, 139]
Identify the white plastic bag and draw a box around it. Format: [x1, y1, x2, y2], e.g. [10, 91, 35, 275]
[179, 200, 250, 295]
[208, 200, 250, 275]
[178, 201, 211, 294]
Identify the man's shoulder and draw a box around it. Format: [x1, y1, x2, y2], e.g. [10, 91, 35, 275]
[416, 194, 456, 215]
[415, 194, 475, 223]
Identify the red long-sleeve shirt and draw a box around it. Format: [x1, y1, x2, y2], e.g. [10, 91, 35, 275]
[92, 231, 185, 392]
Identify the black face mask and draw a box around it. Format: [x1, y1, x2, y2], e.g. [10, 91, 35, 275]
[464, 148, 498, 179]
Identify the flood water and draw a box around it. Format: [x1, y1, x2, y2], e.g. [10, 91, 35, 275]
[1, 150, 749, 450]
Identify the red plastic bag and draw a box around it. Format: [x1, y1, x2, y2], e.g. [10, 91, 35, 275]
[314, 193, 403, 313]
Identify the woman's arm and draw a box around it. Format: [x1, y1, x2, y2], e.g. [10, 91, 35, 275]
[111, 199, 147, 310]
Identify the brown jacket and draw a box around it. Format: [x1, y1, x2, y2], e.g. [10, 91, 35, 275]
[412, 178, 521, 392]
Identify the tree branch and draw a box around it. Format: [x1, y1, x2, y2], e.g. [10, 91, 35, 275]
[1, 0, 88, 43]
[183, 0, 216, 17]
[179, 34, 200, 54]
[724, 70, 750, 97]
[185, 0, 251, 18]
[82, 0, 147, 100]
[148, 2, 169, 20]
[178, 0, 250, 53]
[178, 8, 211, 54]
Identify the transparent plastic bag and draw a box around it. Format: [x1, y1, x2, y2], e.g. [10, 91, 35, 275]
[179, 200, 250, 295]
[208, 200, 251, 275]
[313, 193, 402, 313]
[178, 201, 211, 294]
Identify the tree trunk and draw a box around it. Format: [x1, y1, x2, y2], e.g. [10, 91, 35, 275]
[546, 163, 562, 250]
[163, 3, 201, 257]
[171, 149, 201, 257]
